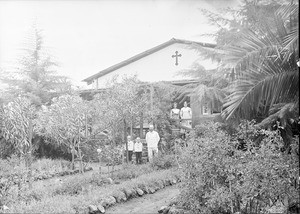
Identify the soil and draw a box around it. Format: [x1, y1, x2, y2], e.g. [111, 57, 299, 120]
[106, 185, 180, 214]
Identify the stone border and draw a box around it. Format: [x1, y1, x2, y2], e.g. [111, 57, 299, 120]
[87, 172, 181, 214]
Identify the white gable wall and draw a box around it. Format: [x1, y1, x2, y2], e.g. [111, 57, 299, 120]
[94, 43, 217, 89]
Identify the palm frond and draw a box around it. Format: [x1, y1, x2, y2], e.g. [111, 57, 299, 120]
[222, 58, 298, 120]
[275, 1, 298, 22]
[282, 26, 298, 59]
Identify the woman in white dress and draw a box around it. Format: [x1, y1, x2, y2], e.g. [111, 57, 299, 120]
[170, 102, 180, 127]
[180, 101, 192, 128]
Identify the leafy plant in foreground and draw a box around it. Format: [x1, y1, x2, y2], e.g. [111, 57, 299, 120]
[179, 122, 299, 214]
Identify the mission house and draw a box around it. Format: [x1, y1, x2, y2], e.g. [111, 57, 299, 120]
[82, 38, 221, 129]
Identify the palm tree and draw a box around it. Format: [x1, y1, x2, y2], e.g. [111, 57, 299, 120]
[220, 1, 298, 127]
[191, 0, 298, 127]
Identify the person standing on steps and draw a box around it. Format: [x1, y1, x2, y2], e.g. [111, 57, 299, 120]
[126, 135, 134, 163]
[180, 101, 192, 127]
[134, 137, 143, 164]
[170, 102, 180, 127]
[180, 101, 192, 139]
[146, 124, 160, 163]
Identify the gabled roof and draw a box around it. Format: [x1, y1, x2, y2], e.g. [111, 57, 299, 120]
[82, 38, 216, 85]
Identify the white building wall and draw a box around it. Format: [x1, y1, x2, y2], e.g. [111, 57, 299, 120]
[95, 43, 217, 89]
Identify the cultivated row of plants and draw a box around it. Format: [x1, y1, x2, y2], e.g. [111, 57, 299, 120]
[2, 156, 179, 213]
[0, 157, 92, 207]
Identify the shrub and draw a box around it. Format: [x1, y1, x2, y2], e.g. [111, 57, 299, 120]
[53, 172, 107, 196]
[112, 163, 154, 180]
[31, 158, 72, 177]
[132, 168, 180, 190]
[8, 195, 77, 213]
[0, 137, 16, 159]
[90, 172, 106, 186]
[151, 154, 177, 169]
[98, 144, 123, 166]
[53, 176, 85, 196]
[17, 188, 43, 204]
[0, 155, 29, 205]
[112, 168, 135, 180]
[178, 121, 299, 214]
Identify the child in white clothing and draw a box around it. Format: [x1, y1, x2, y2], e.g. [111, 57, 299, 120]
[134, 137, 143, 164]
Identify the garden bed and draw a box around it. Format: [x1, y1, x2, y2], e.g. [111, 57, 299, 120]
[86, 168, 181, 214]
[32, 166, 93, 181]
[3, 167, 180, 213]
[2, 154, 178, 213]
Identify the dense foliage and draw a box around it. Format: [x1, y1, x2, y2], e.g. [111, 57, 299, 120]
[37, 94, 89, 171]
[0, 26, 73, 160]
[151, 154, 177, 170]
[151, 82, 177, 138]
[0, 97, 40, 190]
[193, 0, 298, 128]
[179, 121, 299, 214]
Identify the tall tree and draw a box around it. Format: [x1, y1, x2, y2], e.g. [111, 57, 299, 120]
[220, 1, 298, 124]
[0, 25, 72, 106]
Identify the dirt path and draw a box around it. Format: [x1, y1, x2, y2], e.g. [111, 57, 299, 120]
[106, 185, 180, 214]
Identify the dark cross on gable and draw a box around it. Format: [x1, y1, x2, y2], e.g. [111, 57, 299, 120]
[172, 51, 182, 66]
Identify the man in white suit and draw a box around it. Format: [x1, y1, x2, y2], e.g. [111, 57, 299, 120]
[145, 124, 160, 163]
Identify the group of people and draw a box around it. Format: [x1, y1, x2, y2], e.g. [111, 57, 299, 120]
[124, 101, 192, 164]
[170, 101, 192, 129]
[125, 124, 160, 164]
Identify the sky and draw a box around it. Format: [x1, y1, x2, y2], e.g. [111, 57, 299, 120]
[0, 0, 240, 89]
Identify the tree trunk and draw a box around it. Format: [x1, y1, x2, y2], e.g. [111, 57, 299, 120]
[124, 119, 128, 163]
[27, 119, 33, 189]
[139, 112, 143, 138]
[85, 114, 88, 138]
[112, 137, 116, 147]
[229, 180, 234, 214]
[71, 143, 75, 170]
[111, 164, 115, 178]
[130, 116, 133, 137]
[77, 126, 84, 174]
[27, 151, 33, 189]
[150, 84, 154, 123]
[78, 143, 84, 173]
